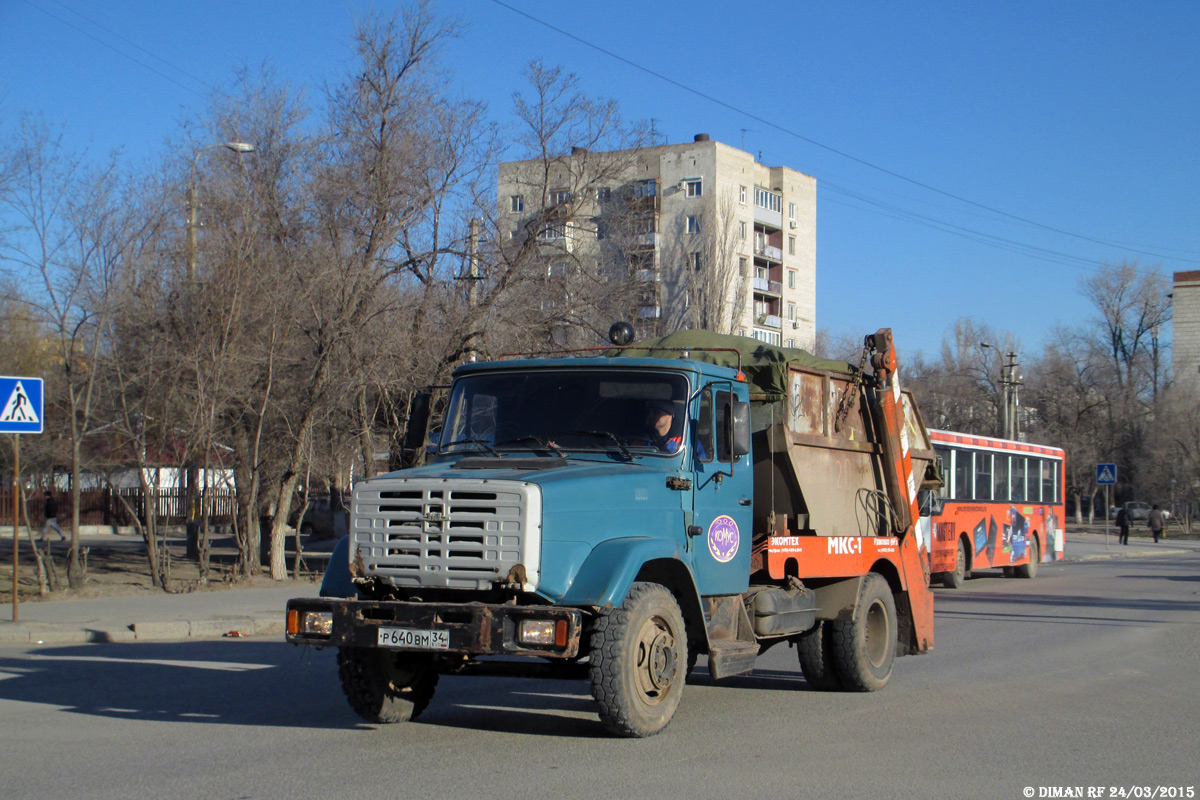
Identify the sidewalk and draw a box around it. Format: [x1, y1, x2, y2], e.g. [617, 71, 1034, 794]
[0, 582, 321, 646]
[1, 526, 1196, 648]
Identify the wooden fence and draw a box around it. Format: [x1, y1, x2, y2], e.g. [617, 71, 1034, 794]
[0, 487, 237, 527]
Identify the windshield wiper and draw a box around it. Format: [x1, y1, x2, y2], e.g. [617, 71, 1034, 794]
[566, 430, 633, 460]
[493, 435, 566, 458]
[440, 438, 498, 456]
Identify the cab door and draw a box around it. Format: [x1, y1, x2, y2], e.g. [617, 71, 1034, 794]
[688, 382, 753, 596]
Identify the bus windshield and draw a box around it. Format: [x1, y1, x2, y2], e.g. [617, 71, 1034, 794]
[439, 369, 690, 457]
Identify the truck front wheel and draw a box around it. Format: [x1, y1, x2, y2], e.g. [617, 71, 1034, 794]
[588, 582, 688, 738]
[830, 573, 897, 692]
[337, 647, 439, 724]
[796, 622, 843, 691]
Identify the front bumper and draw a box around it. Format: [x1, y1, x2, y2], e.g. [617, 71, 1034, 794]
[285, 598, 583, 659]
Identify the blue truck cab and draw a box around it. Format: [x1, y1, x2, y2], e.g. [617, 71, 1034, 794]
[287, 329, 936, 737]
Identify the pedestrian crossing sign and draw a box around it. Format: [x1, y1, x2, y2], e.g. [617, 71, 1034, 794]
[0, 376, 43, 434]
[1096, 463, 1117, 485]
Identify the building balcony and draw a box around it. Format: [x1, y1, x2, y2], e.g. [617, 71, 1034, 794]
[755, 314, 782, 329]
[635, 269, 660, 283]
[753, 277, 782, 294]
[638, 306, 662, 320]
[637, 232, 659, 248]
[754, 244, 783, 262]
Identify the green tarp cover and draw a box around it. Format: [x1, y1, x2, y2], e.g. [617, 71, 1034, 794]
[610, 329, 856, 398]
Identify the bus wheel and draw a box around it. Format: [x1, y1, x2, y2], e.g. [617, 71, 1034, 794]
[337, 647, 438, 724]
[831, 573, 897, 692]
[1015, 536, 1040, 579]
[588, 582, 688, 737]
[942, 539, 968, 589]
[797, 622, 843, 691]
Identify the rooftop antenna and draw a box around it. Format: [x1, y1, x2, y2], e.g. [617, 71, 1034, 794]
[650, 118, 661, 144]
[740, 128, 754, 150]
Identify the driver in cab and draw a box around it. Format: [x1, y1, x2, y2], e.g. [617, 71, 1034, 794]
[635, 400, 682, 454]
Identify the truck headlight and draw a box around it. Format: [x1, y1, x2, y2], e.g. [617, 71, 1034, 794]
[288, 609, 333, 637]
[518, 618, 567, 647]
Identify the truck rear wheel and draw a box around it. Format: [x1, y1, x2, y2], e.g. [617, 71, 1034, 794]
[588, 582, 687, 738]
[796, 622, 843, 691]
[337, 647, 439, 724]
[830, 573, 897, 692]
[1015, 536, 1040, 579]
[942, 539, 968, 588]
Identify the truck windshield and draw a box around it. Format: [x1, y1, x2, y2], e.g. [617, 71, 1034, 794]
[439, 369, 690, 458]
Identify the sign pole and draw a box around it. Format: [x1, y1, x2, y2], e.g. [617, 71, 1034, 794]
[1104, 484, 1110, 550]
[11, 434, 18, 622]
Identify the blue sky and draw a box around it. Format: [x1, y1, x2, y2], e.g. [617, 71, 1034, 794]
[3, 0, 1198, 359]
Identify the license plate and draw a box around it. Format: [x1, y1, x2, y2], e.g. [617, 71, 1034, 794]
[377, 627, 450, 650]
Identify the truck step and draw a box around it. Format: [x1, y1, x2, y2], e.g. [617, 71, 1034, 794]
[706, 639, 759, 681]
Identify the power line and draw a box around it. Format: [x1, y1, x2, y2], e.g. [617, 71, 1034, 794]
[487, 0, 1199, 267]
[22, 0, 210, 100]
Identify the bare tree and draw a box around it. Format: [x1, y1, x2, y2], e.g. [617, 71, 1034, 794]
[0, 117, 130, 587]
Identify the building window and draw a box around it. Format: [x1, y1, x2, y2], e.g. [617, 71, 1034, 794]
[788, 236, 796, 255]
[537, 222, 566, 242]
[510, 195, 523, 213]
[686, 216, 701, 234]
[788, 202, 796, 220]
[786, 338, 796, 348]
[787, 269, 796, 289]
[739, 185, 747, 205]
[787, 303, 796, 321]
[550, 189, 571, 206]
[739, 220, 747, 239]
[738, 257, 748, 276]
[634, 179, 656, 198]
[685, 178, 702, 197]
[596, 186, 611, 202]
[692, 252, 702, 271]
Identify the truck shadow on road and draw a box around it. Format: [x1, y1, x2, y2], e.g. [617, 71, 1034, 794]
[0, 640, 368, 730]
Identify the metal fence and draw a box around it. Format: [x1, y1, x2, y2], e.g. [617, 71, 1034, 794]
[0, 487, 237, 527]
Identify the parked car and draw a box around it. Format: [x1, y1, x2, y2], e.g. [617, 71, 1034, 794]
[1109, 501, 1170, 522]
[290, 494, 343, 540]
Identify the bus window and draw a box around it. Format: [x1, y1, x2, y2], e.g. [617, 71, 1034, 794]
[993, 455, 1009, 503]
[935, 446, 952, 499]
[955, 449, 972, 500]
[1011, 457, 1026, 503]
[974, 452, 993, 501]
[1042, 460, 1057, 503]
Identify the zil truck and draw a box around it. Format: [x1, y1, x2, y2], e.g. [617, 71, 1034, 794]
[286, 326, 939, 737]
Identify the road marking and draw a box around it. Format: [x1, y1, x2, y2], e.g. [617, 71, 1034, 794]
[31, 655, 274, 672]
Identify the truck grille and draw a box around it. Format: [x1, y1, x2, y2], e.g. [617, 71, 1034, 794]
[350, 478, 541, 591]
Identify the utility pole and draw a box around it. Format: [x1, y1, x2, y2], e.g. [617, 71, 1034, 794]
[982, 343, 1021, 440]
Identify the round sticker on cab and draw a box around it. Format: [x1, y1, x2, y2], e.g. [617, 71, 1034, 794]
[707, 515, 740, 563]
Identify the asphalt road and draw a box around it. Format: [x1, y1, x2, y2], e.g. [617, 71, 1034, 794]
[1, 554, 1197, 800]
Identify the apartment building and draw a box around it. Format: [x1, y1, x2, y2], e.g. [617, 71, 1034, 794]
[1173, 270, 1200, 392]
[497, 134, 817, 349]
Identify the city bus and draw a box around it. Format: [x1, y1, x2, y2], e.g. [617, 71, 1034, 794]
[927, 429, 1065, 588]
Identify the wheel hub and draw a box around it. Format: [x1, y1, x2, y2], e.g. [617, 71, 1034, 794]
[634, 617, 677, 700]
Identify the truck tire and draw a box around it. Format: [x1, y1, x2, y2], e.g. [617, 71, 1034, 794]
[337, 647, 438, 724]
[1014, 536, 1040, 579]
[588, 581, 688, 738]
[796, 622, 843, 691]
[830, 573, 897, 692]
[942, 539, 968, 589]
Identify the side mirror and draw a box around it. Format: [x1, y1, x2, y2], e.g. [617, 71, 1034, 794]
[729, 400, 750, 457]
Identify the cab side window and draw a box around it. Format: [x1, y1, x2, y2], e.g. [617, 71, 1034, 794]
[696, 388, 714, 463]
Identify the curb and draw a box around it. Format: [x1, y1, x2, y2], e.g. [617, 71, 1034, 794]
[0, 614, 282, 646]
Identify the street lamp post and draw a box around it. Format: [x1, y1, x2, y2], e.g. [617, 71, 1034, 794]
[182, 142, 255, 559]
[186, 141, 256, 284]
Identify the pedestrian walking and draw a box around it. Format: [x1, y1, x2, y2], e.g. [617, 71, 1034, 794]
[1116, 506, 1130, 545]
[40, 489, 68, 544]
[1148, 504, 1166, 543]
